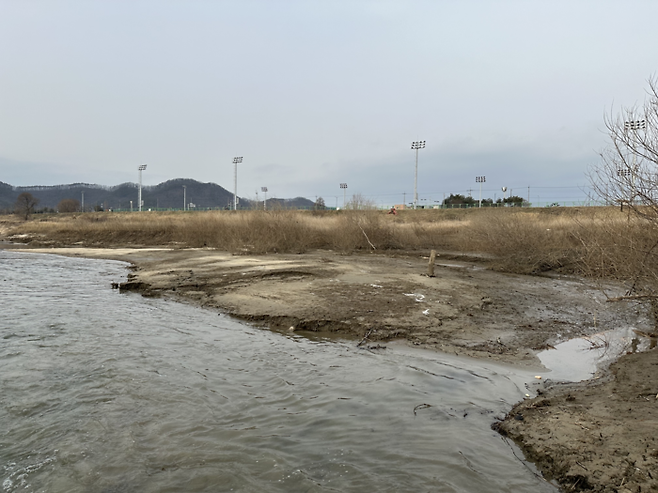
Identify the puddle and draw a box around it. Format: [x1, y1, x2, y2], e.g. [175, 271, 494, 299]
[537, 327, 655, 382]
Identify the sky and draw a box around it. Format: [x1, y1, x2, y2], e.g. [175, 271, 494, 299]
[1, 0, 657, 206]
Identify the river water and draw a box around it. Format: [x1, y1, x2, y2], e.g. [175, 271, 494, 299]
[0, 251, 557, 493]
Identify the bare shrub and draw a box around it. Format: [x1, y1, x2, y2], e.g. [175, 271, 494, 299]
[457, 209, 583, 273]
[57, 199, 80, 213]
[573, 210, 658, 283]
[345, 193, 377, 210]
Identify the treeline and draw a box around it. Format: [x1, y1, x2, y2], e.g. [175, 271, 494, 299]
[442, 194, 527, 207]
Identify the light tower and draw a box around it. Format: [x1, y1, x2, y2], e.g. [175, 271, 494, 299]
[261, 186, 268, 210]
[233, 157, 243, 211]
[411, 141, 426, 210]
[476, 176, 486, 208]
[624, 119, 646, 204]
[138, 164, 147, 211]
[340, 183, 348, 208]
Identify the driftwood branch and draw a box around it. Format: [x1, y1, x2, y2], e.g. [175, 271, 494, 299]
[413, 403, 432, 415]
[606, 294, 657, 302]
[358, 224, 376, 250]
[357, 328, 374, 347]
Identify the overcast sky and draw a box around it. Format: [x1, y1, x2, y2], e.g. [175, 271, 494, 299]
[1, 0, 657, 206]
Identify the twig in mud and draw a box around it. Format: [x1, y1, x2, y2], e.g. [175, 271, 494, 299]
[357, 328, 374, 347]
[413, 403, 432, 415]
[570, 477, 582, 490]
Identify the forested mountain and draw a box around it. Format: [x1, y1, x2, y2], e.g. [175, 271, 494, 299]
[0, 179, 315, 212]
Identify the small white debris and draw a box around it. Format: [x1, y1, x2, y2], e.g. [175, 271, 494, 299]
[535, 376, 542, 379]
[370, 284, 383, 288]
[422, 309, 430, 316]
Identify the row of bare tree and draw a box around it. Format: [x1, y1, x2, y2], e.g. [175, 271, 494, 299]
[13, 193, 80, 219]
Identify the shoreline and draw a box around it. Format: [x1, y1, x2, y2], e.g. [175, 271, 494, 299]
[3, 242, 658, 491]
[3, 244, 633, 366]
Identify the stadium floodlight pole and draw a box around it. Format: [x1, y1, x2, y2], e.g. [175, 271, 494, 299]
[183, 185, 187, 211]
[624, 120, 646, 204]
[233, 157, 243, 211]
[261, 187, 268, 210]
[476, 176, 486, 208]
[138, 164, 147, 211]
[411, 141, 426, 210]
[340, 183, 348, 208]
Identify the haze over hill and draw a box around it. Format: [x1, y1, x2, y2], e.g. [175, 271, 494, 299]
[0, 179, 315, 212]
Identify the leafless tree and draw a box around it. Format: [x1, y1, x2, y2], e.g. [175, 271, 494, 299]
[591, 77, 658, 215]
[345, 193, 376, 210]
[589, 77, 658, 324]
[14, 192, 39, 220]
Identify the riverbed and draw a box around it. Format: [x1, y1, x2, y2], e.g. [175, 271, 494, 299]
[0, 250, 558, 492]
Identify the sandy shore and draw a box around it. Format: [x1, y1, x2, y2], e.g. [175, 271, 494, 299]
[3, 242, 658, 491]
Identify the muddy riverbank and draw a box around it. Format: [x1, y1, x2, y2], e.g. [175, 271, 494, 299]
[2, 238, 657, 491]
[4, 245, 641, 366]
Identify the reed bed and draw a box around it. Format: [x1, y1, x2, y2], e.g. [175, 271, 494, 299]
[7, 209, 463, 254]
[8, 207, 658, 280]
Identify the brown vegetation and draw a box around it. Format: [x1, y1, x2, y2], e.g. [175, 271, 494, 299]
[4, 206, 658, 310]
[5, 206, 657, 280]
[57, 198, 80, 213]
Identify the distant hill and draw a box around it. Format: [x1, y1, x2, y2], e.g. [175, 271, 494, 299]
[0, 179, 316, 212]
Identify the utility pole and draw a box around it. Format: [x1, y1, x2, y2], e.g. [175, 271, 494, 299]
[233, 157, 243, 211]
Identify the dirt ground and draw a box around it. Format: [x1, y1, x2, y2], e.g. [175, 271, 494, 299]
[495, 349, 658, 493]
[2, 239, 658, 492]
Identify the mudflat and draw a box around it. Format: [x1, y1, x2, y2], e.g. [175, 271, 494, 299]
[10, 246, 639, 363]
[3, 242, 657, 491]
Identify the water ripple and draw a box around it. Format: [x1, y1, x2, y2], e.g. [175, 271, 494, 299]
[0, 251, 556, 493]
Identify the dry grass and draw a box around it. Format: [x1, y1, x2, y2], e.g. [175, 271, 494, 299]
[4, 209, 463, 255]
[7, 207, 658, 282]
